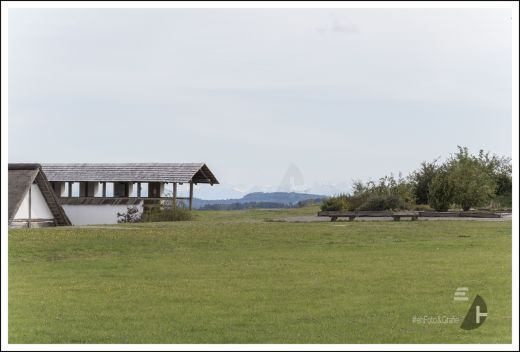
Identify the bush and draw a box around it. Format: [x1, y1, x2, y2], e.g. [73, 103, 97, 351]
[410, 204, 433, 211]
[428, 166, 454, 211]
[495, 174, 512, 198]
[117, 206, 142, 223]
[426, 147, 508, 211]
[491, 193, 512, 209]
[357, 194, 406, 211]
[446, 147, 496, 211]
[410, 160, 438, 205]
[320, 194, 352, 211]
[345, 194, 367, 210]
[487, 154, 512, 207]
[117, 204, 193, 223]
[351, 174, 412, 211]
[141, 204, 193, 222]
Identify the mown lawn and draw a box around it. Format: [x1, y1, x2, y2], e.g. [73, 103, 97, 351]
[8, 207, 512, 343]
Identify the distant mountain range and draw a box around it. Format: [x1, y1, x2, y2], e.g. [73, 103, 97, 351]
[191, 192, 328, 209]
[190, 182, 351, 200]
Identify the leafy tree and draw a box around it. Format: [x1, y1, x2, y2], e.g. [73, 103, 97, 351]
[495, 172, 512, 196]
[349, 146, 509, 212]
[479, 151, 513, 205]
[410, 159, 439, 204]
[428, 165, 454, 211]
[446, 146, 496, 211]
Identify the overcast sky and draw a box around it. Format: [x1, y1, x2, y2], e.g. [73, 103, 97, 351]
[8, 8, 512, 196]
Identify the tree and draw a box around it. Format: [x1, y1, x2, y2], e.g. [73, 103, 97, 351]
[410, 159, 439, 205]
[474, 150, 511, 193]
[428, 165, 454, 211]
[446, 146, 496, 211]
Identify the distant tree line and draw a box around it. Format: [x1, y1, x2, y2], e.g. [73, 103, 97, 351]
[321, 146, 512, 212]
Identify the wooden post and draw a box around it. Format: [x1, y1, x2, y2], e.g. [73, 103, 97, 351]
[68, 182, 73, 197]
[173, 183, 177, 211]
[28, 184, 32, 228]
[189, 182, 193, 210]
[102, 182, 107, 197]
[149, 183, 155, 198]
[137, 182, 142, 198]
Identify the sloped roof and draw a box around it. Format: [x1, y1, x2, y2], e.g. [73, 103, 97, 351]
[8, 164, 71, 225]
[41, 163, 219, 184]
[8, 165, 39, 223]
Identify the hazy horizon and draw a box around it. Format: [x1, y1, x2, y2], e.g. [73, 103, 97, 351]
[8, 8, 513, 198]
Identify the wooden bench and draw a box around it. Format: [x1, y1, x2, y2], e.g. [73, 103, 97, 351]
[419, 211, 502, 218]
[318, 210, 504, 221]
[318, 211, 419, 221]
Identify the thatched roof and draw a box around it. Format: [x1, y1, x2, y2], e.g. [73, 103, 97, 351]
[41, 163, 219, 184]
[8, 164, 71, 226]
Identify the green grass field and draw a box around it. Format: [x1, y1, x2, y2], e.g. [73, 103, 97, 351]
[8, 207, 512, 343]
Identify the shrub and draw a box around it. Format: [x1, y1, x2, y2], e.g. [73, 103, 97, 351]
[141, 204, 193, 222]
[446, 146, 496, 211]
[410, 204, 433, 211]
[495, 174, 512, 199]
[320, 194, 352, 211]
[477, 150, 511, 196]
[345, 194, 367, 210]
[353, 174, 414, 210]
[425, 147, 508, 211]
[486, 154, 512, 207]
[491, 193, 512, 209]
[428, 166, 454, 211]
[117, 206, 142, 223]
[117, 204, 193, 223]
[357, 194, 406, 211]
[410, 160, 439, 205]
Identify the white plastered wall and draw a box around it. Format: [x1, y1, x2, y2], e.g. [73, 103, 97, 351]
[14, 183, 54, 220]
[62, 202, 144, 225]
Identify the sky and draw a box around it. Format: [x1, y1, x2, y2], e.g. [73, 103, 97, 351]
[8, 8, 513, 198]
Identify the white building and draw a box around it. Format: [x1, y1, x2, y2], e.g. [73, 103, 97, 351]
[41, 163, 219, 225]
